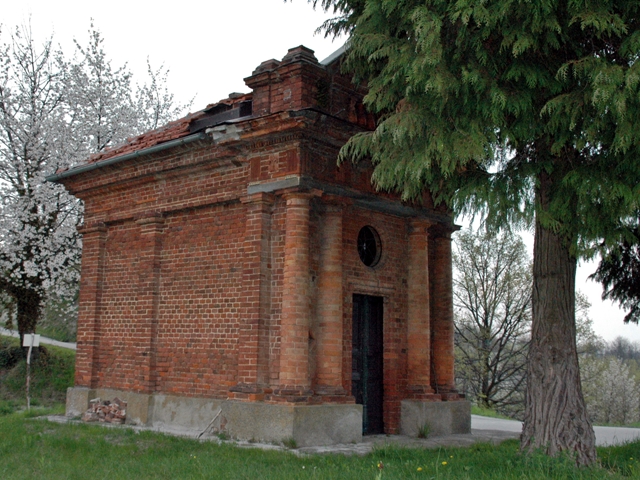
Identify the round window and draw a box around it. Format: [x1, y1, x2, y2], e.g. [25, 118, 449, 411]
[357, 226, 382, 267]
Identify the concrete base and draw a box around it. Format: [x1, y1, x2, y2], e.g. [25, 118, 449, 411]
[67, 387, 158, 425]
[400, 399, 471, 437]
[223, 401, 362, 447]
[66, 387, 362, 447]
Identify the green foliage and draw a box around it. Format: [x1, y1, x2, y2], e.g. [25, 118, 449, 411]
[282, 437, 298, 449]
[592, 227, 640, 324]
[37, 285, 79, 342]
[0, 400, 17, 416]
[314, 0, 640, 255]
[599, 441, 640, 477]
[470, 406, 514, 420]
[417, 422, 430, 439]
[308, 0, 640, 462]
[0, 337, 75, 411]
[0, 338, 21, 369]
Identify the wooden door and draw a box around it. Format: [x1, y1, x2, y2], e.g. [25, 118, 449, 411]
[352, 294, 384, 434]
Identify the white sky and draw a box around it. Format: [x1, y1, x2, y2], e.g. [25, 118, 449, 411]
[4, 1, 639, 343]
[3, 1, 344, 108]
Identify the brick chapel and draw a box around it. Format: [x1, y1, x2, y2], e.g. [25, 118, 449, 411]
[51, 46, 470, 446]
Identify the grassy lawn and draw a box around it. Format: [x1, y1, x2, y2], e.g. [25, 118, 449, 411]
[1, 335, 639, 478]
[470, 406, 517, 420]
[35, 324, 76, 343]
[0, 336, 75, 413]
[0, 412, 637, 479]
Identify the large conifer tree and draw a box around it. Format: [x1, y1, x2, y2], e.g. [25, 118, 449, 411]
[305, 0, 640, 464]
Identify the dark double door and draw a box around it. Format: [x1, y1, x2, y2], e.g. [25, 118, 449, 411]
[352, 294, 384, 434]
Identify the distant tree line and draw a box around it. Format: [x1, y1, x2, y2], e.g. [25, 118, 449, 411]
[454, 228, 640, 425]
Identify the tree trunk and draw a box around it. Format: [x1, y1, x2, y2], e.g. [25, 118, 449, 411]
[521, 174, 596, 465]
[15, 287, 43, 348]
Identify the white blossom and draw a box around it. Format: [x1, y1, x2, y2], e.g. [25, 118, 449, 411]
[0, 23, 189, 337]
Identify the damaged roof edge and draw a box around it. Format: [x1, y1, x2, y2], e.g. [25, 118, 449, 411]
[46, 132, 208, 183]
[320, 44, 347, 66]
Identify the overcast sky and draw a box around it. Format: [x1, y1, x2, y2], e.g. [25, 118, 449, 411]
[4, 0, 639, 343]
[3, 0, 344, 108]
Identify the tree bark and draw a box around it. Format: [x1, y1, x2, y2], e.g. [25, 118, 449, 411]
[521, 173, 596, 465]
[15, 287, 42, 348]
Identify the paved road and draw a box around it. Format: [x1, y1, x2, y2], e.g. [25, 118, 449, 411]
[472, 414, 640, 446]
[0, 327, 76, 350]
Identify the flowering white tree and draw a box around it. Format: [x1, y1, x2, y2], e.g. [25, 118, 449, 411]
[0, 23, 188, 343]
[66, 23, 187, 155]
[581, 356, 640, 425]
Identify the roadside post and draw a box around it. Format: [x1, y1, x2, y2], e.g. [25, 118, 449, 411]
[22, 333, 40, 411]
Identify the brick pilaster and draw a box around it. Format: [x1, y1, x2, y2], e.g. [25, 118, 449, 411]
[75, 222, 107, 388]
[232, 193, 274, 400]
[315, 205, 346, 396]
[134, 213, 164, 394]
[407, 219, 436, 398]
[273, 192, 314, 401]
[429, 226, 457, 395]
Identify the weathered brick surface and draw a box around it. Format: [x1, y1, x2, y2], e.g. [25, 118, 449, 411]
[314, 205, 345, 396]
[340, 208, 411, 433]
[429, 227, 457, 393]
[407, 219, 434, 395]
[61, 45, 461, 435]
[74, 223, 107, 388]
[275, 192, 314, 397]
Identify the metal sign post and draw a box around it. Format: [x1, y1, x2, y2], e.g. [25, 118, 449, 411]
[22, 334, 40, 411]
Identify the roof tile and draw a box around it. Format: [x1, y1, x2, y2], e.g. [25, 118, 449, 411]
[84, 93, 252, 165]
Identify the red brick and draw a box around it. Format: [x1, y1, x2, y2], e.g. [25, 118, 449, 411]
[59, 45, 460, 434]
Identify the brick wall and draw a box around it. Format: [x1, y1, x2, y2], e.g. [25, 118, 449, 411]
[63, 45, 459, 435]
[339, 207, 410, 433]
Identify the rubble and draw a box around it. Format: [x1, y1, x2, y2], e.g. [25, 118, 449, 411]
[81, 397, 127, 424]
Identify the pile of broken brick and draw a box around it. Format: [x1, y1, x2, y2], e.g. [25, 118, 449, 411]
[81, 397, 127, 424]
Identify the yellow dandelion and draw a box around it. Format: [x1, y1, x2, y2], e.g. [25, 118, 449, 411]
[417, 467, 423, 471]
[442, 461, 447, 466]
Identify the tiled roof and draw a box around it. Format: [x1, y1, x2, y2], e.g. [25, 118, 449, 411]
[83, 93, 253, 166]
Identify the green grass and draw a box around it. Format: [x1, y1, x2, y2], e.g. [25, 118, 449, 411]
[1, 324, 76, 343]
[1, 335, 638, 478]
[471, 405, 516, 420]
[0, 415, 638, 479]
[36, 324, 76, 343]
[0, 336, 75, 413]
